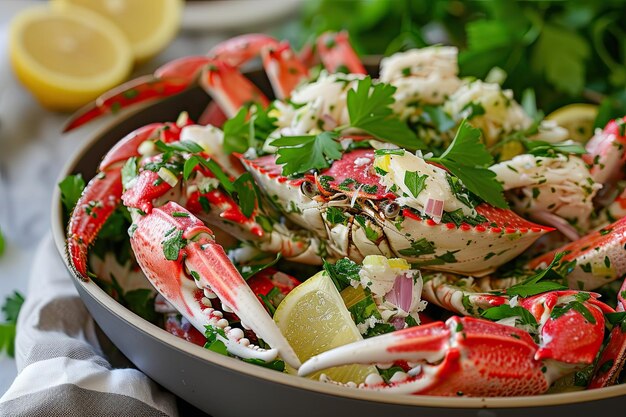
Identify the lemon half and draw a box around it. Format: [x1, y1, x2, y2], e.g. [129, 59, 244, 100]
[274, 271, 377, 384]
[546, 103, 598, 143]
[54, 0, 183, 62]
[9, 4, 133, 110]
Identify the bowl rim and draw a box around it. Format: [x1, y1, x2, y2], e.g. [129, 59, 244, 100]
[51, 95, 626, 410]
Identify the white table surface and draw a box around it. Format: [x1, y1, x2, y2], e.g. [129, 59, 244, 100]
[0, 0, 300, 396]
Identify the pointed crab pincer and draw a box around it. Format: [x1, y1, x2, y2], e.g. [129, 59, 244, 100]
[129, 201, 301, 368]
[299, 315, 605, 397]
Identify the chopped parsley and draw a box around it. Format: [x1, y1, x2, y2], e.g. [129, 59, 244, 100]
[506, 252, 569, 297]
[326, 206, 349, 225]
[481, 304, 538, 329]
[324, 258, 361, 291]
[398, 238, 436, 257]
[162, 229, 186, 261]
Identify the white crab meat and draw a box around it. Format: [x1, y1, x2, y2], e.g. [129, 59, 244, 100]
[374, 150, 476, 220]
[444, 80, 532, 146]
[380, 46, 462, 117]
[490, 154, 601, 232]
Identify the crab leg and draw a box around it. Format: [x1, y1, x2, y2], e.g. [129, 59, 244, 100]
[317, 31, 366, 75]
[261, 41, 309, 100]
[63, 56, 213, 132]
[299, 310, 605, 396]
[528, 215, 626, 290]
[199, 61, 270, 118]
[64, 34, 308, 132]
[130, 201, 300, 367]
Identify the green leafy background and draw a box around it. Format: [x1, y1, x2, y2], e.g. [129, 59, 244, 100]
[282, 0, 626, 126]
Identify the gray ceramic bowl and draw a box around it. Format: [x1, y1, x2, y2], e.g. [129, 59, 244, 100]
[51, 69, 626, 417]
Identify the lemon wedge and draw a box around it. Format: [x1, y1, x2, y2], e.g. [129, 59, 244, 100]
[546, 103, 598, 143]
[9, 4, 133, 110]
[54, 0, 183, 62]
[274, 271, 377, 384]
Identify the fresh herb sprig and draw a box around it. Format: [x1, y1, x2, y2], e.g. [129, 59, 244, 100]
[0, 291, 25, 357]
[524, 140, 587, 157]
[481, 304, 538, 329]
[506, 252, 569, 297]
[270, 77, 424, 176]
[223, 104, 278, 155]
[184, 156, 261, 218]
[272, 131, 343, 176]
[346, 76, 424, 149]
[428, 120, 508, 208]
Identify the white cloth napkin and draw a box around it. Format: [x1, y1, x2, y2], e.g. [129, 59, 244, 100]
[0, 234, 179, 417]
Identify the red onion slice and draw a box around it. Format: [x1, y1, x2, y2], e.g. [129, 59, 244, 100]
[531, 210, 579, 241]
[423, 198, 444, 223]
[385, 274, 415, 329]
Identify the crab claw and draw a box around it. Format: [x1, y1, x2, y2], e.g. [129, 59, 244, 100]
[299, 314, 605, 397]
[67, 122, 188, 280]
[129, 201, 301, 368]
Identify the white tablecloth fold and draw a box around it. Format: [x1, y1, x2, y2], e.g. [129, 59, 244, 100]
[0, 234, 179, 417]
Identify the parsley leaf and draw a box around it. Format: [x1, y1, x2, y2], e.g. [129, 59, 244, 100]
[121, 157, 138, 189]
[162, 229, 186, 261]
[233, 172, 256, 218]
[183, 155, 235, 194]
[0, 291, 24, 357]
[324, 258, 361, 291]
[481, 304, 538, 329]
[404, 171, 427, 198]
[2, 291, 24, 324]
[506, 252, 569, 297]
[347, 76, 424, 150]
[398, 238, 436, 257]
[326, 207, 348, 225]
[421, 105, 456, 132]
[239, 253, 282, 280]
[531, 24, 590, 95]
[524, 140, 587, 157]
[155, 140, 204, 154]
[242, 358, 285, 371]
[59, 174, 86, 215]
[271, 131, 343, 176]
[429, 120, 507, 208]
[222, 106, 250, 154]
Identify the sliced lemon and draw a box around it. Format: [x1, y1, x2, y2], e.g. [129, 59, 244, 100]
[274, 271, 377, 384]
[54, 0, 183, 62]
[546, 104, 598, 143]
[9, 4, 133, 110]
